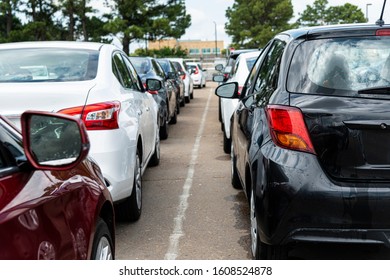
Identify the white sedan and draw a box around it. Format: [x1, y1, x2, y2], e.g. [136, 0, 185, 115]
[220, 50, 261, 153]
[0, 41, 161, 222]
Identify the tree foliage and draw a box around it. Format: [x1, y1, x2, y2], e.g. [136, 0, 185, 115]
[225, 0, 295, 49]
[297, 0, 366, 26]
[0, 0, 191, 54]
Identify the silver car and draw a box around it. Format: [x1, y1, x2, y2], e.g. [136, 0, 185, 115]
[0, 41, 161, 222]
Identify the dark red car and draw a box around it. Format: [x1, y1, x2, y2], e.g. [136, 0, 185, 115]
[0, 111, 115, 259]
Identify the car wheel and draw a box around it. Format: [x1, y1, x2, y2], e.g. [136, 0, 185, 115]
[190, 90, 194, 99]
[176, 100, 180, 115]
[169, 108, 177, 124]
[149, 132, 160, 167]
[223, 131, 231, 154]
[231, 143, 242, 189]
[91, 218, 114, 260]
[117, 149, 142, 222]
[160, 118, 169, 140]
[185, 96, 190, 103]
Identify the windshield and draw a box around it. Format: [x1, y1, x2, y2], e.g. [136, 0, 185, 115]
[287, 36, 390, 96]
[0, 48, 99, 82]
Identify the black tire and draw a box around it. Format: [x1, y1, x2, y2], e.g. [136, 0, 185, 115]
[149, 132, 160, 167]
[185, 96, 190, 103]
[91, 218, 114, 260]
[223, 131, 231, 154]
[250, 187, 288, 259]
[231, 144, 242, 189]
[190, 91, 194, 99]
[117, 149, 142, 222]
[176, 101, 180, 115]
[169, 109, 177, 124]
[160, 118, 169, 140]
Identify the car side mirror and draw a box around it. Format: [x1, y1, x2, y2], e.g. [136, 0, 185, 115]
[215, 64, 224, 71]
[145, 78, 162, 91]
[21, 111, 90, 170]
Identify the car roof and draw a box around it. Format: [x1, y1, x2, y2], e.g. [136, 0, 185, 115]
[279, 23, 390, 41]
[0, 41, 108, 51]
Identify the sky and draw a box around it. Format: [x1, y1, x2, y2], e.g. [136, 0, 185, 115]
[182, 0, 390, 48]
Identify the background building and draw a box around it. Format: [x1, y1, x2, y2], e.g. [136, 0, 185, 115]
[148, 39, 225, 60]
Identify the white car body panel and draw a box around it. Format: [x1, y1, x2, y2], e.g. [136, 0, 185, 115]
[170, 58, 194, 98]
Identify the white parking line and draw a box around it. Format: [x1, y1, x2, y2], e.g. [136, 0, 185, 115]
[164, 88, 213, 260]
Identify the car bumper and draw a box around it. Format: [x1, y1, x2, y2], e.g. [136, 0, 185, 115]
[255, 142, 390, 248]
[88, 128, 137, 203]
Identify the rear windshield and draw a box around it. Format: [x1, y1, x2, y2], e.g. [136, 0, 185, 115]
[0, 48, 99, 82]
[287, 36, 390, 96]
[129, 57, 151, 74]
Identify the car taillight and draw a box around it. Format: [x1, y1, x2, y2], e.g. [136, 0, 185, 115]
[266, 105, 316, 154]
[194, 68, 199, 75]
[237, 86, 243, 96]
[59, 101, 120, 130]
[376, 29, 390, 36]
[180, 74, 186, 80]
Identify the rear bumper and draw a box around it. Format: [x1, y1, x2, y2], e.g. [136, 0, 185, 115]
[255, 142, 390, 247]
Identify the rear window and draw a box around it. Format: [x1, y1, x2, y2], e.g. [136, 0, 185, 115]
[0, 48, 98, 82]
[287, 36, 390, 96]
[129, 57, 151, 75]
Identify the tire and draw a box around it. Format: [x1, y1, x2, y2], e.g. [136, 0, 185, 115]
[160, 118, 169, 140]
[149, 132, 160, 167]
[223, 131, 231, 154]
[169, 108, 177, 124]
[185, 96, 190, 103]
[117, 149, 142, 222]
[190, 91, 194, 99]
[231, 143, 242, 189]
[91, 218, 114, 260]
[176, 101, 180, 115]
[250, 188, 288, 260]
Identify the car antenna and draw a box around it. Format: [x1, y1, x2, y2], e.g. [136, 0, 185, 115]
[376, 0, 387, 26]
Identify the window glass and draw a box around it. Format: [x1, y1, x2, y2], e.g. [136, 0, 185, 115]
[0, 48, 98, 82]
[151, 59, 165, 78]
[252, 40, 285, 104]
[287, 36, 390, 96]
[0, 120, 24, 170]
[112, 53, 133, 88]
[122, 55, 142, 91]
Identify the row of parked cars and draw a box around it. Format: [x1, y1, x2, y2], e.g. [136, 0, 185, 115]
[0, 41, 204, 259]
[214, 22, 390, 259]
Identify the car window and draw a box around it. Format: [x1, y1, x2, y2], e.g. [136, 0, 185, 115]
[287, 36, 390, 96]
[0, 48, 98, 82]
[0, 120, 24, 172]
[252, 40, 286, 105]
[152, 59, 165, 78]
[112, 52, 137, 89]
[129, 57, 150, 75]
[122, 55, 143, 91]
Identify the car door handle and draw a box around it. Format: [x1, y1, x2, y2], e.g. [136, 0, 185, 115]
[137, 109, 142, 116]
[145, 107, 150, 112]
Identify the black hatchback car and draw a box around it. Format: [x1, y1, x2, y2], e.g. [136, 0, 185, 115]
[215, 23, 390, 259]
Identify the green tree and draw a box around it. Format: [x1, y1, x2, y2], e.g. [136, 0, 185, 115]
[225, 0, 294, 49]
[104, 0, 191, 54]
[298, 0, 366, 26]
[21, 0, 61, 40]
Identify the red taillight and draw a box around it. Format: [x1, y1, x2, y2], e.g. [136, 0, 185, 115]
[194, 68, 199, 75]
[180, 74, 186, 80]
[237, 86, 243, 96]
[266, 105, 316, 154]
[376, 29, 390, 36]
[59, 101, 120, 130]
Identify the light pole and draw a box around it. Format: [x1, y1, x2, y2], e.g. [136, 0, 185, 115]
[213, 21, 218, 57]
[366, 3, 372, 22]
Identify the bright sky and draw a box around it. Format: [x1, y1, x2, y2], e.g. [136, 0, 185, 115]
[182, 0, 390, 47]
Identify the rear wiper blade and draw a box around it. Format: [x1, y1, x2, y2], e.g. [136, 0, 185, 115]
[358, 86, 390, 94]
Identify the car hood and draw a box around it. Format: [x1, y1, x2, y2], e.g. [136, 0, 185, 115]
[0, 81, 95, 128]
